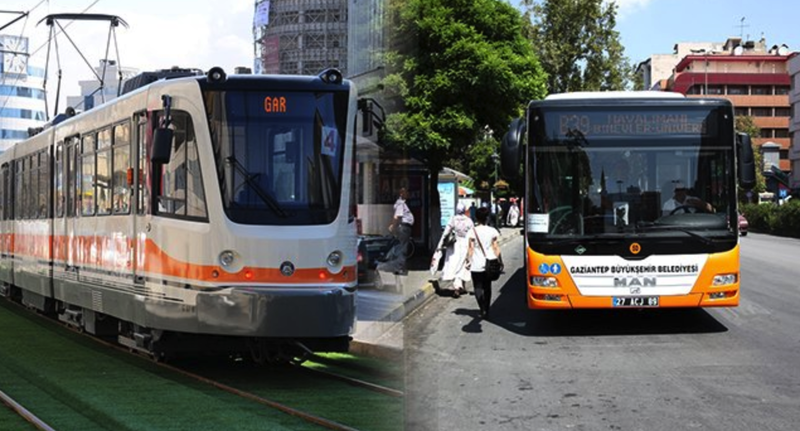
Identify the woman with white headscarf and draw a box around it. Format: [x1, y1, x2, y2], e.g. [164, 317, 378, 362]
[435, 202, 474, 297]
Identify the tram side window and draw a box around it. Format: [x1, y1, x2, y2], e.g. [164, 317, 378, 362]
[0, 164, 6, 221]
[113, 123, 131, 214]
[81, 134, 97, 216]
[56, 143, 64, 217]
[38, 150, 49, 219]
[15, 160, 22, 220]
[156, 111, 207, 220]
[96, 129, 112, 215]
[67, 139, 78, 218]
[28, 155, 37, 219]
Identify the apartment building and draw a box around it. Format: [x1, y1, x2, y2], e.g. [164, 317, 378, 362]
[665, 37, 795, 174]
[789, 55, 800, 188]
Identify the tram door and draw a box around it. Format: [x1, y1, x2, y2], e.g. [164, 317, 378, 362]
[132, 113, 149, 285]
[64, 138, 79, 276]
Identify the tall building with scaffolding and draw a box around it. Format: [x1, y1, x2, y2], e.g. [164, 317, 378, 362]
[0, 35, 46, 153]
[253, 0, 348, 76]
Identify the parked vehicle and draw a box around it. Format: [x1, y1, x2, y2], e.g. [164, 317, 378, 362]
[357, 235, 395, 287]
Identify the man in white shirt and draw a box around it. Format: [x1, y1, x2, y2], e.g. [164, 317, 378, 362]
[662, 182, 713, 214]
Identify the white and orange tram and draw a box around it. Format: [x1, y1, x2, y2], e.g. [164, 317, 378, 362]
[0, 67, 359, 360]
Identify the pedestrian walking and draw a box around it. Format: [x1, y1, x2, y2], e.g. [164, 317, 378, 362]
[466, 206, 502, 319]
[507, 198, 520, 227]
[434, 202, 474, 298]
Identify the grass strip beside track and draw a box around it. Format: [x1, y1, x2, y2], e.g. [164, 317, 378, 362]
[0, 301, 331, 431]
[180, 360, 404, 431]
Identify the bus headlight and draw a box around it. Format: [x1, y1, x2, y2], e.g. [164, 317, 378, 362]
[712, 274, 737, 286]
[531, 276, 559, 288]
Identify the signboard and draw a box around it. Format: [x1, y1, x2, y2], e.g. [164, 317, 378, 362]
[261, 35, 280, 74]
[255, 1, 270, 27]
[438, 181, 456, 227]
[542, 107, 720, 140]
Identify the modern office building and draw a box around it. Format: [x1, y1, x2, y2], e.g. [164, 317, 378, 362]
[0, 35, 46, 152]
[253, 0, 348, 76]
[65, 59, 139, 113]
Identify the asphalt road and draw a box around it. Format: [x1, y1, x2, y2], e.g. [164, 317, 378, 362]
[404, 232, 800, 431]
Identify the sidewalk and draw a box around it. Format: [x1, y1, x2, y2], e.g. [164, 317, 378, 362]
[350, 226, 521, 358]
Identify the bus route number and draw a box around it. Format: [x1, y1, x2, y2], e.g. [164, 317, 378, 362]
[560, 114, 590, 135]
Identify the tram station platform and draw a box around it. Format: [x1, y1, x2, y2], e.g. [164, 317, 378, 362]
[350, 226, 521, 359]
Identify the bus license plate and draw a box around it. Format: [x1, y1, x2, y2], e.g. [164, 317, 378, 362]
[613, 296, 659, 307]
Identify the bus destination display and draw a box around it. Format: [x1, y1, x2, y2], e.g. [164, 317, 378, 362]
[553, 110, 713, 138]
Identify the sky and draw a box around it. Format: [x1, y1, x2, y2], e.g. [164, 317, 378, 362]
[613, 0, 800, 65]
[3, 0, 800, 114]
[3, 0, 255, 113]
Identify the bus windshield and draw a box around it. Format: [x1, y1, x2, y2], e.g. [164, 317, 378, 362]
[204, 89, 349, 225]
[527, 104, 737, 252]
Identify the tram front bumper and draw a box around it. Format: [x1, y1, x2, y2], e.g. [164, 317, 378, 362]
[196, 285, 357, 337]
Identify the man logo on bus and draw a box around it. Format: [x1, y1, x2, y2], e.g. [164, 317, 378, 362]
[629, 242, 641, 255]
[614, 277, 656, 287]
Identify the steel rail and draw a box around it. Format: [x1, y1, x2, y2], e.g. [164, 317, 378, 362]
[298, 364, 404, 398]
[0, 389, 58, 431]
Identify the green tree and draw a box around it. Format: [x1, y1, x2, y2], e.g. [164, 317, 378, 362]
[735, 115, 766, 197]
[382, 0, 547, 242]
[523, 0, 632, 93]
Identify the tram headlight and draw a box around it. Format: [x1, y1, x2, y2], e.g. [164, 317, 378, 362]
[327, 251, 343, 267]
[712, 273, 737, 286]
[219, 250, 236, 269]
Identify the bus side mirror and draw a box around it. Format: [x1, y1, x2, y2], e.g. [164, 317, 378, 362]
[501, 117, 526, 181]
[737, 132, 756, 190]
[151, 128, 173, 164]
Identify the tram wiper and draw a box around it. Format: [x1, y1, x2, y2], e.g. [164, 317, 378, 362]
[226, 156, 288, 217]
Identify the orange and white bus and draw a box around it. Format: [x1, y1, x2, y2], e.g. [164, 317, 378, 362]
[500, 92, 755, 309]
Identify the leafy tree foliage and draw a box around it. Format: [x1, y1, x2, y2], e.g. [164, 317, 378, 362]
[381, 0, 547, 239]
[735, 115, 766, 195]
[523, 0, 633, 93]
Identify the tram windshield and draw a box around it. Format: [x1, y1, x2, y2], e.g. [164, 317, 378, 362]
[204, 89, 348, 225]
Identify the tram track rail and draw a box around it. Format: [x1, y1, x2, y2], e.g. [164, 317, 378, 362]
[1, 297, 403, 431]
[0, 389, 57, 431]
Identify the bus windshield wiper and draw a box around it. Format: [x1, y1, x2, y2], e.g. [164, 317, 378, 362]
[636, 222, 713, 246]
[226, 156, 288, 217]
